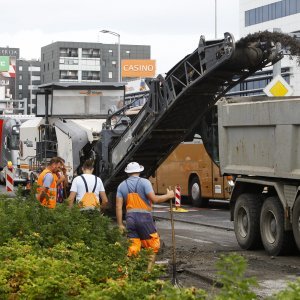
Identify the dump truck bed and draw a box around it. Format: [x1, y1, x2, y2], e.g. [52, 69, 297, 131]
[218, 96, 300, 180]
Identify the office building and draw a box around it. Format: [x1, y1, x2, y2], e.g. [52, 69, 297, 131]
[41, 41, 151, 84]
[16, 59, 41, 114]
[0, 47, 19, 100]
[228, 0, 300, 96]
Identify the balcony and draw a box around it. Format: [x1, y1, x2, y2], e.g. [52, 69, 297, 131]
[60, 75, 78, 80]
[82, 76, 100, 80]
[82, 54, 101, 58]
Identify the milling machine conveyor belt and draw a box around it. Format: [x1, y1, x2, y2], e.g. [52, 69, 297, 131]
[102, 32, 282, 191]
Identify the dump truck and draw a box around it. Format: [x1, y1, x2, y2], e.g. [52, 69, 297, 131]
[199, 96, 300, 255]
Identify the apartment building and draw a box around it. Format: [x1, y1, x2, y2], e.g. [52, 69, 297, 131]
[41, 41, 151, 84]
[16, 59, 41, 114]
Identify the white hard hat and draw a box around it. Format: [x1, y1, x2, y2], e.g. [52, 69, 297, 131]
[124, 162, 144, 173]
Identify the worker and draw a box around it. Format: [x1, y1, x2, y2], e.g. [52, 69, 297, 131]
[68, 159, 108, 211]
[116, 161, 175, 272]
[36, 157, 64, 209]
[56, 157, 68, 203]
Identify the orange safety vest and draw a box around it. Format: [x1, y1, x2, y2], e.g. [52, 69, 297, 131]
[36, 168, 57, 209]
[125, 178, 152, 212]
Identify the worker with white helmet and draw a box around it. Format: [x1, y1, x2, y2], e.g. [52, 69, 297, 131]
[116, 161, 174, 272]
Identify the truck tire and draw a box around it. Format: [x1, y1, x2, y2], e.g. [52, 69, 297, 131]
[260, 196, 294, 255]
[189, 176, 208, 207]
[292, 196, 300, 252]
[234, 193, 262, 250]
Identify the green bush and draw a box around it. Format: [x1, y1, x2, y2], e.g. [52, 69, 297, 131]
[215, 253, 258, 300]
[0, 193, 207, 299]
[0, 192, 122, 248]
[268, 277, 300, 300]
[5, 193, 300, 299]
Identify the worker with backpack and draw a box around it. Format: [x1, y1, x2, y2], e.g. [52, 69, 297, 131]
[68, 159, 108, 211]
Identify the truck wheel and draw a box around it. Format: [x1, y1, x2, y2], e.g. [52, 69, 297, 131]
[292, 196, 300, 252]
[234, 193, 262, 250]
[189, 176, 208, 207]
[260, 196, 294, 255]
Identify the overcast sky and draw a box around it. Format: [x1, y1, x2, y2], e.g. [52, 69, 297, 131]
[1, 0, 239, 75]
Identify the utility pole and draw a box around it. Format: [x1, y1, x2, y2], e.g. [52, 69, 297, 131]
[215, 0, 217, 39]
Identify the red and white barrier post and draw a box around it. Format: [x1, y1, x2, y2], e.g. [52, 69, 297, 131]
[6, 161, 14, 192]
[175, 184, 181, 209]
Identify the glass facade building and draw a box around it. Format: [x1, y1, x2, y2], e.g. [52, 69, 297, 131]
[237, 0, 300, 96]
[245, 0, 300, 26]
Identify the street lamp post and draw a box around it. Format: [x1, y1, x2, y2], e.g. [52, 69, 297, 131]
[100, 30, 121, 82]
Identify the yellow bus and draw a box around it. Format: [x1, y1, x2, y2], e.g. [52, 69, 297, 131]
[150, 137, 233, 207]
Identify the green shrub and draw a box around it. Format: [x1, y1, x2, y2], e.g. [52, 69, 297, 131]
[268, 277, 300, 300]
[0, 192, 123, 248]
[79, 279, 207, 300]
[215, 253, 258, 300]
[0, 194, 208, 299]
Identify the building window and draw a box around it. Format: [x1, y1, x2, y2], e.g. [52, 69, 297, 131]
[112, 61, 117, 67]
[108, 71, 113, 79]
[82, 71, 100, 80]
[29, 66, 40, 72]
[60, 58, 78, 65]
[245, 0, 300, 27]
[59, 70, 78, 80]
[82, 48, 100, 58]
[59, 48, 78, 57]
[227, 68, 290, 97]
[19, 93, 22, 99]
[262, 5, 269, 22]
[19, 66, 22, 71]
[18, 85, 22, 90]
[19, 75, 22, 80]
[109, 49, 113, 56]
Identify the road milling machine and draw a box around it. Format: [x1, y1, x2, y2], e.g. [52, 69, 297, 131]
[18, 32, 283, 200]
